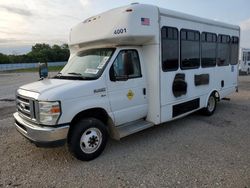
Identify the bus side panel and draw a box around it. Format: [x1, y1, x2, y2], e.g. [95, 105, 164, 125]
[159, 15, 239, 123]
[142, 44, 161, 125]
[215, 66, 237, 99]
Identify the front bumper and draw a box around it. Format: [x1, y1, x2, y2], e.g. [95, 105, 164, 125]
[14, 112, 69, 147]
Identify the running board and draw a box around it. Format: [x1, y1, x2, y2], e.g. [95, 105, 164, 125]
[116, 120, 154, 139]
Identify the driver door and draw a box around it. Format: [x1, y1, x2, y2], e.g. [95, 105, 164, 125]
[107, 49, 148, 126]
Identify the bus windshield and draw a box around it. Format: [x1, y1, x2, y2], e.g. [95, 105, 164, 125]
[57, 48, 115, 80]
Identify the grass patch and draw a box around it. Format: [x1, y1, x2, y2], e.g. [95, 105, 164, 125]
[4, 66, 64, 73]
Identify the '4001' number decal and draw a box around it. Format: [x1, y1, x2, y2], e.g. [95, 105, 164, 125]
[114, 28, 127, 35]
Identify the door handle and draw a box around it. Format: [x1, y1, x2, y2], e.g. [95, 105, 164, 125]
[143, 88, 146, 95]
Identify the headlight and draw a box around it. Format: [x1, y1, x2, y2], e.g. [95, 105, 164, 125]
[38, 101, 61, 125]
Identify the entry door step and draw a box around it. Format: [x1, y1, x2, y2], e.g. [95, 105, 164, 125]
[117, 119, 154, 138]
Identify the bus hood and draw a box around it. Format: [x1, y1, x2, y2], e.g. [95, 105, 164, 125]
[19, 78, 101, 101]
[20, 79, 73, 93]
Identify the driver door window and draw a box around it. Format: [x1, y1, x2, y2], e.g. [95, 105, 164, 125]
[111, 50, 142, 80]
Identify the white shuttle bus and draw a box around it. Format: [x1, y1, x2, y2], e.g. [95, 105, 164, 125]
[14, 4, 240, 161]
[239, 48, 250, 74]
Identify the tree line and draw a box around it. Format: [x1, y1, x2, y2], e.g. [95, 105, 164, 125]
[0, 43, 70, 64]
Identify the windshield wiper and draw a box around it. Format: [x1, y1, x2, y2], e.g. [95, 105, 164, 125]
[67, 72, 82, 76]
[67, 72, 97, 80]
[53, 72, 62, 78]
[53, 72, 96, 80]
[57, 72, 62, 76]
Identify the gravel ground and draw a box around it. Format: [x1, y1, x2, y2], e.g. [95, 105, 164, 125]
[0, 72, 250, 188]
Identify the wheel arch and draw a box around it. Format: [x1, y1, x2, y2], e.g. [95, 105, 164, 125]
[67, 108, 119, 143]
[206, 89, 220, 106]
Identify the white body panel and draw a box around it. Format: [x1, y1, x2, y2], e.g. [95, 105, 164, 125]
[142, 44, 161, 124]
[69, 5, 159, 49]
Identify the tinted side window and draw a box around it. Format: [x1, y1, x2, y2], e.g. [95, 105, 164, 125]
[230, 36, 239, 65]
[112, 50, 141, 79]
[181, 29, 200, 69]
[201, 32, 217, 68]
[248, 52, 250, 61]
[243, 52, 246, 61]
[217, 35, 230, 66]
[161, 27, 179, 71]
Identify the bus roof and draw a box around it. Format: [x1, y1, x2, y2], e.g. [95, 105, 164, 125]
[69, 3, 240, 49]
[159, 7, 239, 31]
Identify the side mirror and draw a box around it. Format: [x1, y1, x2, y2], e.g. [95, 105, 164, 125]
[38, 62, 48, 79]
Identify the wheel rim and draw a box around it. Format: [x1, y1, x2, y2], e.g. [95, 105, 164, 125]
[208, 96, 215, 112]
[80, 128, 102, 154]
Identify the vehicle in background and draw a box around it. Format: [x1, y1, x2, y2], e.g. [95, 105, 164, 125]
[239, 48, 250, 75]
[13, 3, 240, 161]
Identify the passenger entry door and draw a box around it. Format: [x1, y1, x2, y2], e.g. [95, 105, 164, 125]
[107, 49, 148, 126]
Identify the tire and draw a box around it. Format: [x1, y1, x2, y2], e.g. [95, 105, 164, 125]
[202, 94, 217, 116]
[68, 118, 108, 161]
[247, 69, 250, 75]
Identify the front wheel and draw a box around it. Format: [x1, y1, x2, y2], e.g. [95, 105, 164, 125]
[202, 94, 217, 116]
[68, 118, 108, 161]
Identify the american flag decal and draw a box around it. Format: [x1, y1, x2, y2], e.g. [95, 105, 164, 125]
[141, 18, 150, 26]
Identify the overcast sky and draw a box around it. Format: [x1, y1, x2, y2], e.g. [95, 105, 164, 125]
[0, 0, 250, 54]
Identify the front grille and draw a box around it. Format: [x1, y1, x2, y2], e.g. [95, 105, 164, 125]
[16, 95, 36, 121]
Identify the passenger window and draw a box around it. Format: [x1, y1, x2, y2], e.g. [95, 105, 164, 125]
[243, 52, 247, 61]
[243, 52, 250, 61]
[180, 29, 200, 69]
[201, 32, 217, 68]
[217, 35, 230, 66]
[110, 50, 142, 80]
[230, 36, 239, 65]
[161, 27, 179, 72]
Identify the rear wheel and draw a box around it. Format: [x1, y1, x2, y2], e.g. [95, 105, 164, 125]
[68, 118, 108, 161]
[202, 94, 217, 116]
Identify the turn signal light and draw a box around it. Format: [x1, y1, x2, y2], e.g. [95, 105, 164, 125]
[50, 106, 61, 113]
